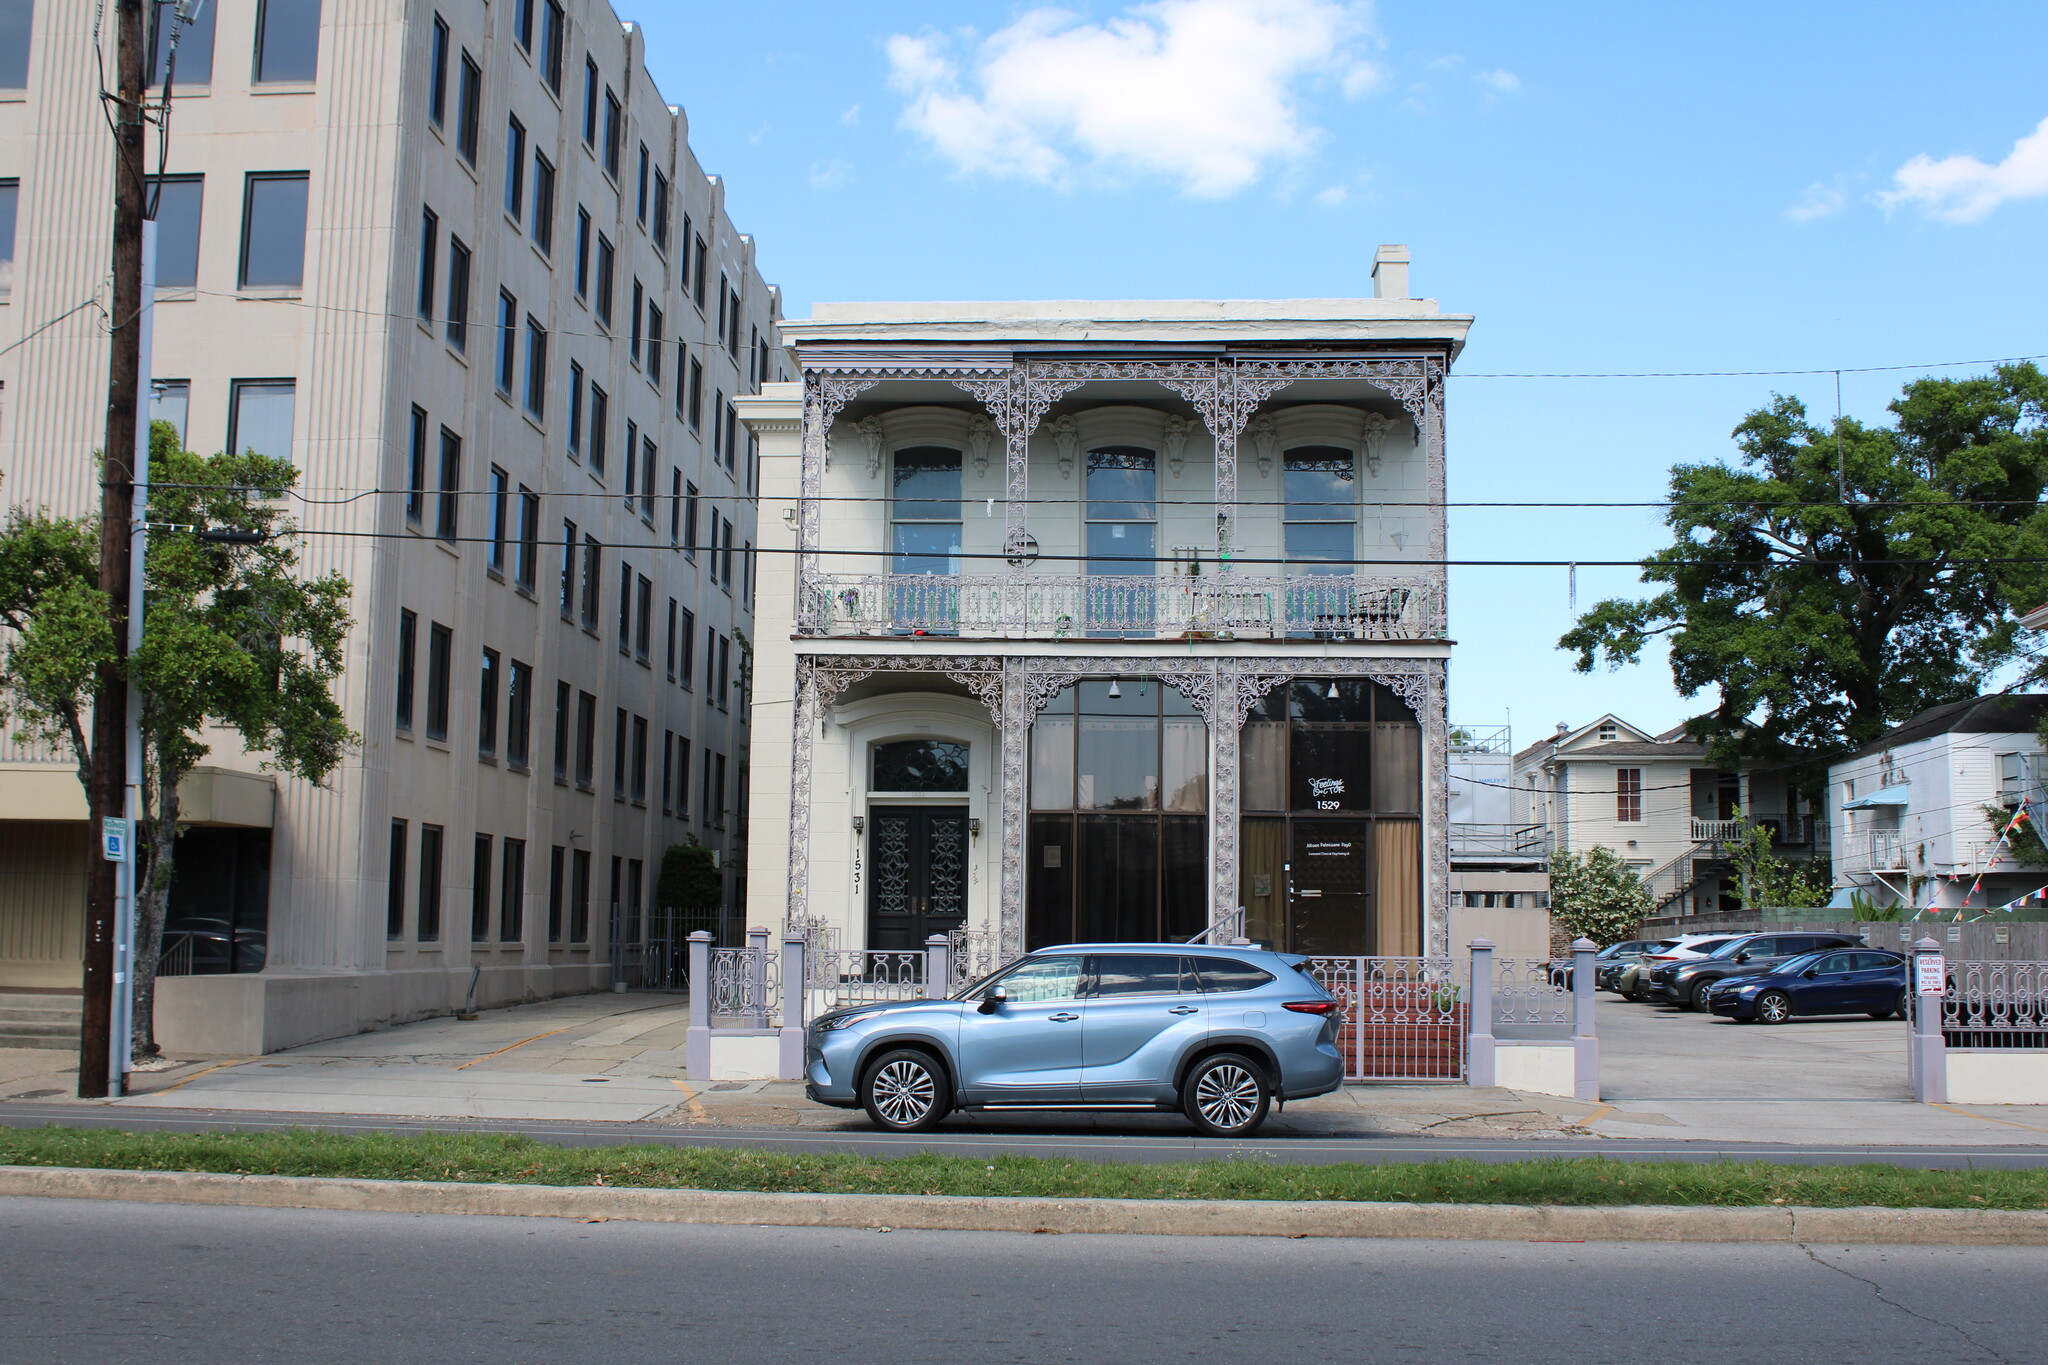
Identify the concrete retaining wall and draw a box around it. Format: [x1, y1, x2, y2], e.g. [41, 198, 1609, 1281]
[1945, 1051, 2048, 1106]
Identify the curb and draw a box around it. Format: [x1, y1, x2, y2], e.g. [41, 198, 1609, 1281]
[4, 1166, 2046, 1243]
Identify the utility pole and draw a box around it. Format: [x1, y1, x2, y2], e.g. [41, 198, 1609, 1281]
[81, 0, 147, 1099]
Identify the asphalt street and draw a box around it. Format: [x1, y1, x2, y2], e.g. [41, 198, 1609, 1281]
[7, 1098, 2048, 1168]
[3, 1197, 2043, 1365]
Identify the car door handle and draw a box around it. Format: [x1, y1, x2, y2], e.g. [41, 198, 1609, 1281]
[1048, 1012, 1080, 1022]
[1167, 1005, 1199, 1015]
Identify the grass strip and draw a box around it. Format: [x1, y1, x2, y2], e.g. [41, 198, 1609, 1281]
[3, 1126, 2047, 1209]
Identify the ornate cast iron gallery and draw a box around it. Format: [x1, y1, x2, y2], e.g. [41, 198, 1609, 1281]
[780, 354, 1452, 960]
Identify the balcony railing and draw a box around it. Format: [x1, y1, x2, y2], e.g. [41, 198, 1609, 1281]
[1690, 818, 1745, 842]
[1449, 823, 1553, 860]
[1840, 831, 1908, 878]
[800, 572, 1446, 641]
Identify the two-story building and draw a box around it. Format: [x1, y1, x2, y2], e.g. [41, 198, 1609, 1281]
[1513, 715, 1825, 916]
[739, 253, 1471, 963]
[1830, 694, 2048, 911]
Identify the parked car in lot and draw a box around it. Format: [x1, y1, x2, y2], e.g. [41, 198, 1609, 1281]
[803, 943, 1346, 1136]
[1567, 940, 1662, 992]
[1616, 936, 1740, 1001]
[1646, 932, 1866, 1011]
[1707, 949, 1910, 1024]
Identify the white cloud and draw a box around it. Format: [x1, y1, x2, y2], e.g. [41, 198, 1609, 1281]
[885, 0, 1382, 198]
[1786, 181, 1846, 223]
[1881, 115, 2048, 223]
[1474, 68, 1519, 94]
[809, 159, 853, 190]
[840, 104, 862, 125]
[1313, 184, 1349, 206]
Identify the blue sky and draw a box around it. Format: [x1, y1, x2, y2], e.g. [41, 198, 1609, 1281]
[640, 1, 2048, 744]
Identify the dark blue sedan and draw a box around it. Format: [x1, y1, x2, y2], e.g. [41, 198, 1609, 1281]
[1707, 949, 1909, 1024]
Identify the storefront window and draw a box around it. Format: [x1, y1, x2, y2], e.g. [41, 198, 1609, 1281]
[1028, 680, 1206, 946]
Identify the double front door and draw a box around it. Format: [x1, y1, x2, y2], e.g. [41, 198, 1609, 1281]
[866, 806, 969, 952]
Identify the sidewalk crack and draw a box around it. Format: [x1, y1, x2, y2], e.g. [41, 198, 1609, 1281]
[1798, 1244, 2010, 1363]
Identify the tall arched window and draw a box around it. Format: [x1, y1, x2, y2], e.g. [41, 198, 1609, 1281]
[1084, 447, 1156, 637]
[1027, 679, 1206, 946]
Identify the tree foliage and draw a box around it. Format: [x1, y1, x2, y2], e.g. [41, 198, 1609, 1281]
[1561, 365, 2048, 771]
[657, 838, 724, 910]
[0, 423, 355, 1054]
[1547, 846, 1653, 945]
[1723, 817, 1832, 908]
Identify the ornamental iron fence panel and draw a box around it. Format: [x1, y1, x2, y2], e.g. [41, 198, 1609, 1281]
[708, 945, 779, 1025]
[1493, 957, 1574, 1027]
[1943, 960, 2048, 1049]
[802, 572, 1445, 641]
[948, 926, 1003, 991]
[807, 949, 930, 1004]
[1302, 955, 1469, 1081]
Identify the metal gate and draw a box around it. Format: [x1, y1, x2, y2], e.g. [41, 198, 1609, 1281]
[1303, 955, 1468, 1081]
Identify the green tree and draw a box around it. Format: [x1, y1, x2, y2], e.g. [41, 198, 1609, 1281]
[0, 423, 355, 1055]
[1723, 817, 1831, 908]
[1547, 846, 1653, 945]
[657, 838, 723, 910]
[1561, 365, 2048, 771]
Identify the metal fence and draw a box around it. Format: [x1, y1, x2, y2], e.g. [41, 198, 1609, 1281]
[707, 943, 780, 1025]
[1492, 956, 1573, 1027]
[1943, 960, 2048, 1049]
[808, 949, 930, 1004]
[1302, 955, 1469, 1081]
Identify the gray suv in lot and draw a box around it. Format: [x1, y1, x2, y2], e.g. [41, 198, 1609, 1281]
[804, 943, 1346, 1137]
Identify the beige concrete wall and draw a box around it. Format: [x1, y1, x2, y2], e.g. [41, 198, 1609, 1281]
[1449, 904, 1552, 962]
[1945, 1051, 2048, 1106]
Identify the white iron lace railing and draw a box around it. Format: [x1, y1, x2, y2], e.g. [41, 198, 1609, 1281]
[707, 946, 779, 1024]
[1187, 907, 1247, 945]
[1943, 960, 2048, 1047]
[1300, 955, 1469, 1081]
[807, 949, 930, 1004]
[801, 573, 1445, 640]
[949, 926, 1002, 992]
[1492, 956, 1573, 1027]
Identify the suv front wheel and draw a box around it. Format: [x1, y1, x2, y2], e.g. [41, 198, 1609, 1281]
[859, 1049, 952, 1132]
[1183, 1053, 1272, 1137]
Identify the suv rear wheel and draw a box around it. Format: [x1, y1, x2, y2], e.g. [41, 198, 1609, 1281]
[1688, 978, 1718, 1012]
[1183, 1053, 1271, 1137]
[859, 1049, 951, 1132]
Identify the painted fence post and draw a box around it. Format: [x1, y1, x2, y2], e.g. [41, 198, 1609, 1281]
[1910, 935, 1947, 1104]
[1467, 938, 1496, 1088]
[684, 931, 712, 1082]
[747, 926, 770, 1028]
[780, 934, 807, 1081]
[1570, 936, 1599, 1102]
[925, 934, 951, 1000]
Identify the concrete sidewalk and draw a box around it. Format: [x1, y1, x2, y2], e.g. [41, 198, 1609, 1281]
[2, 991, 2045, 1144]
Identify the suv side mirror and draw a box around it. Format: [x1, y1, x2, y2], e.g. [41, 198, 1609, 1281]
[978, 985, 1007, 1015]
[1800, 968, 1818, 979]
[1733, 952, 1751, 963]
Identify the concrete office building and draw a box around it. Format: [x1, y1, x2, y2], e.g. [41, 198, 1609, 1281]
[0, 1, 773, 1054]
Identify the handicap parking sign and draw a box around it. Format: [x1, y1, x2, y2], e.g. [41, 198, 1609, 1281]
[101, 817, 129, 863]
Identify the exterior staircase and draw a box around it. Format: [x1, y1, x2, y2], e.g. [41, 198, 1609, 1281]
[1643, 842, 1730, 915]
[0, 992, 82, 1051]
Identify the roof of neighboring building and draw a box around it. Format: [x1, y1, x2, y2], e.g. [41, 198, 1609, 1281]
[1847, 693, 2048, 759]
[1554, 741, 1709, 761]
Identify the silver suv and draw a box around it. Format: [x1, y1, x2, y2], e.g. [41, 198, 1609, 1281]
[804, 943, 1347, 1136]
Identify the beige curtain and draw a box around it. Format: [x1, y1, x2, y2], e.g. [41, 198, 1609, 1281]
[1373, 819, 1421, 957]
[1238, 818, 1288, 946]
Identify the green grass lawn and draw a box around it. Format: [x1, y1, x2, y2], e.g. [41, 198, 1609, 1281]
[3, 1126, 2045, 1209]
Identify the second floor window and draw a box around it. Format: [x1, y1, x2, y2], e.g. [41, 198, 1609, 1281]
[238, 172, 308, 289]
[444, 236, 470, 350]
[1284, 446, 1356, 573]
[503, 115, 526, 224]
[523, 315, 548, 418]
[253, 0, 321, 85]
[1085, 447, 1156, 577]
[457, 51, 482, 162]
[1616, 768, 1642, 823]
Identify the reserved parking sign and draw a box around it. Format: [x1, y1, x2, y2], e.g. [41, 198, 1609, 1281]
[1915, 953, 1946, 995]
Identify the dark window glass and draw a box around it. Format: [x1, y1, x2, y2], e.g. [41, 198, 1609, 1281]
[566, 363, 583, 456]
[531, 154, 555, 254]
[512, 0, 532, 50]
[427, 14, 448, 124]
[602, 89, 622, 177]
[581, 59, 597, 144]
[678, 607, 694, 685]
[612, 707, 627, 798]
[478, 647, 499, 756]
[503, 115, 525, 222]
[238, 172, 308, 288]
[872, 740, 968, 793]
[471, 834, 492, 940]
[552, 680, 570, 780]
[487, 465, 508, 572]
[635, 142, 648, 222]
[631, 716, 648, 802]
[580, 535, 601, 629]
[457, 52, 482, 162]
[495, 289, 517, 390]
[570, 849, 591, 941]
[445, 236, 470, 349]
[574, 691, 596, 787]
[574, 207, 590, 295]
[595, 234, 614, 325]
[634, 574, 652, 659]
[149, 0, 217, 86]
[425, 622, 452, 740]
[1090, 954, 1192, 997]
[253, 0, 321, 84]
[500, 839, 525, 942]
[386, 820, 408, 939]
[506, 659, 532, 767]
[891, 447, 962, 577]
[548, 846, 565, 940]
[1284, 445, 1355, 570]
[588, 384, 608, 475]
[394, 608, 417, 730]
[415, 205, 437, 319]
[523, 315, 547, 418]
[516, 489, 539, 590]
[629, 277, 643, 361]
[652, 171, 669, 250]
[541, 2, 564, 92]
[1288, 680, 1372, 813]
[436, 427, 461, 540]
[1192, 958, 1274, 993]
[417, 823, 444, 941]
[149, 175, 203, 289]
